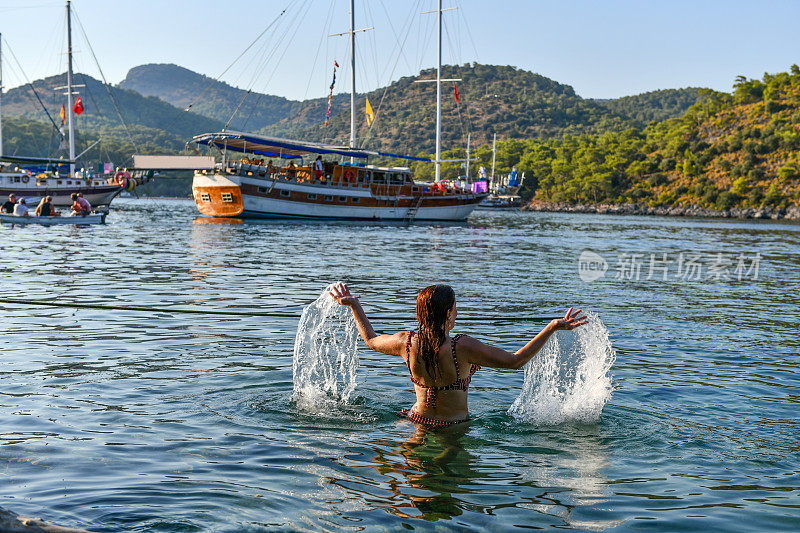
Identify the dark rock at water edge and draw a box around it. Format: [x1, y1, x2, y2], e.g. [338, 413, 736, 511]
[0, 506, 91, 532]
[523, 201, 800, 221]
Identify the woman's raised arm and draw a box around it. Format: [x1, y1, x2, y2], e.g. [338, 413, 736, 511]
[459, 308, 587, 370]
[329, 283, 406, 357]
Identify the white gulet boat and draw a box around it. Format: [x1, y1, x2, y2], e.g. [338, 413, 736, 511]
[0, 1, 148, 209]
[189, 134, 484, 221]
[187, 0, 485, 221]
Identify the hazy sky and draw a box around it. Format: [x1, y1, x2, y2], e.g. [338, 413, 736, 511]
[0, 0, 798, 100]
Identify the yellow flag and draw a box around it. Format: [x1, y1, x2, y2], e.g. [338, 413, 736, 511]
[365, 97, 374, 126]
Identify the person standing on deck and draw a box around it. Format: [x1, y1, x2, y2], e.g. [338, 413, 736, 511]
[314, 156, 324, 179]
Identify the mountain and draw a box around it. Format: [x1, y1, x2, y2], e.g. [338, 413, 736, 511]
[120, 63, 301, 131]
[2, 72, 223, 143]
[595, 88, 704, 124]
[119, 63, 637, 155]
[6, 62, 794, 210]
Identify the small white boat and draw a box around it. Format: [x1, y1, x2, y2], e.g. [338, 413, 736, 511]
[0, 213, 107, 225]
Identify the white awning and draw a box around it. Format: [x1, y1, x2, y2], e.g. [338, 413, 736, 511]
[133, 155, 216, 170]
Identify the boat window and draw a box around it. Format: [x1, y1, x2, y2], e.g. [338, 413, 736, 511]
[258, 186, 267, 193]
[351, 197, 360, 203]
[358, 171, 368, 184]
[372, 172, 386, 183]
[200, 193, 211, 203]
[307, 193, 318, 200]
[390, 173, 404, 185]
[412, 186, 419, 192]
[57, 180, 63, 185]
[324, 195, 334, 201]
[338, 196, 347, 202]
[280, 189, 291, 198]
[13, 177, 20, 183]
[221, 192, 234, 203]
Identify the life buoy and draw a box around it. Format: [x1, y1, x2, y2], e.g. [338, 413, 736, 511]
[115, 171, 131, 186]
[344, 170, 356, 183]
[126, 178, 137, 192]
[21, 175, 29, 183]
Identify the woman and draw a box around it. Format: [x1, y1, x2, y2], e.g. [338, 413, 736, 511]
[330, 283, 587, 428]
[35, 196, 58, 217]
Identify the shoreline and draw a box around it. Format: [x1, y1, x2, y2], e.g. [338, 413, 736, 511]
[523, 200, 800, 221]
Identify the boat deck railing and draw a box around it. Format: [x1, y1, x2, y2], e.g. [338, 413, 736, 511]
[209, 161, 479, 197]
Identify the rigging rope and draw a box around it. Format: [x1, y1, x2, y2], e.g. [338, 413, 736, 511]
[73, 8, 140, 153]
[301, 0, 337, 102]
[0, 297, 552, 323]
[2, 39, 62, 135]
[230, 0, 314, 131]
[359, 0, 422, 149]
[184, 0, 297, 115]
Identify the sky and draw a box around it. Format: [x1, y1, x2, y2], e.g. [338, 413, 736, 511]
[0, 0, 798, 101]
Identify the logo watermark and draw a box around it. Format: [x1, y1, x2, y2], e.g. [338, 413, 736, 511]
[578, 250, 609, 283]
[578, 251, 761, 283]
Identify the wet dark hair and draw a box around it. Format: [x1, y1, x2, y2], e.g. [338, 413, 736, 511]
[415, 284, 455, 379]
[70, 193, 78, 200]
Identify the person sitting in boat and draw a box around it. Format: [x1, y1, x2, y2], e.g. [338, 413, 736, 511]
[70, 193, 91, 216]
[329, 283, 587, 428]
[314, 156, 324, 179]
[35, 196, 58, 217]
[1, 194, 16, 214]
[267, 160, 276, 176]
[287, 160, 297, 178]
[12, 198, 30, 217]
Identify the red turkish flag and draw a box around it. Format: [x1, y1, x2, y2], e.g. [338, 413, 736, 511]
[73, 96, 84, 116]
[454, 83, 460, 104]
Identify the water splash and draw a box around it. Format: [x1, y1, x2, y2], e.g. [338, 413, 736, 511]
[508, 313, 615, 425]
[292, 284, 360, 413]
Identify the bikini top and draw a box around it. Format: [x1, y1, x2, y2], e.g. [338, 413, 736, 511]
[405, 331, 480, 408]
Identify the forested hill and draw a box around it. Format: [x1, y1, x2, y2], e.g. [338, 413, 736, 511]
[3, 72, 223, 140]
[478, 67, 800, 211]
[119, 63, 640, 154]
[1, 72, 224, 167]
[120, 63, 303, 131]
[595, 88, 704, 124]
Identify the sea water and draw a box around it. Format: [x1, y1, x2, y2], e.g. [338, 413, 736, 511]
[292, 284, 359, 413]
[0, 198, 798, 532]
[293, 290, 616, 426]
[509, 313, 616, 424]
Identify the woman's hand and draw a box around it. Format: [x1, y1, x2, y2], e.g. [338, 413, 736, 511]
[329, 282, 359, 307]
[550, 307, 588, 331]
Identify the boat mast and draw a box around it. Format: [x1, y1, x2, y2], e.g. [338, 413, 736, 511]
[434, 0, 442, 182]
[490, 132, 496, 185]
[465, 132, 470, 181]
[330, 1, 371, 163]
[349, 0, 356, 161]
[66, 0, 76, 175]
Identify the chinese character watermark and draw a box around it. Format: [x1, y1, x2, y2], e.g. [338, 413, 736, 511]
[578, 250, 761, 283]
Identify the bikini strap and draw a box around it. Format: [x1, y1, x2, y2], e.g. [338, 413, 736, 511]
[405, 331, 414, 371]
[451, 334, 464, 377]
